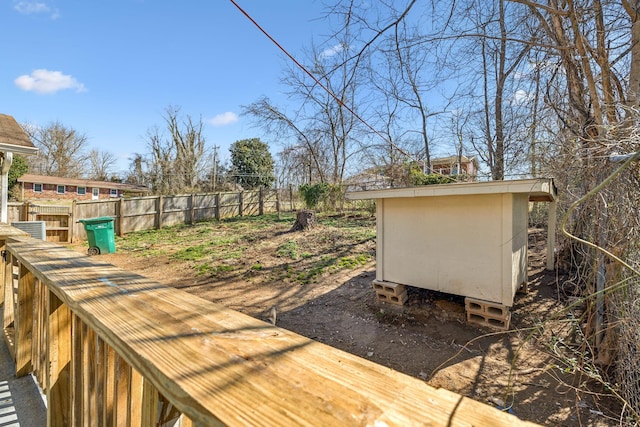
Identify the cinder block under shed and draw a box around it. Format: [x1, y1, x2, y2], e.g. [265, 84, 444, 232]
[347, 178, 558, 329]
[465, 297, 512, 330]
[372, 280, 408, 305]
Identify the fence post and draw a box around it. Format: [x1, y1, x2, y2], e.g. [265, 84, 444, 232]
[157, 195, 163, 230]
[239, 192, 244, 217]
[22, 201, 29, 221]
[190, 194, 196, 225]
[215, 193, 220, 221]
[70, 200, 76, 243]
[117, 198, 124, 237]
[259, 187, 264, 216]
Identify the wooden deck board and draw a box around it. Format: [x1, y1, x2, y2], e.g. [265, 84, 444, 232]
[7, 237, 538, 426]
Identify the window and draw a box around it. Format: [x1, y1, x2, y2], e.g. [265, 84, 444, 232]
[34, 183, 42, 193]
[77, 186, 86, 195]
[109, 189, 118, 197]
[57, 185, 65, 194]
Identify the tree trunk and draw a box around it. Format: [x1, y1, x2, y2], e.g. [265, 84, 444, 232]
[290, 210, 316, 232]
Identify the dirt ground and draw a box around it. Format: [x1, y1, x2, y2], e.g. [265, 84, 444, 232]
[72, 224, 621, 426]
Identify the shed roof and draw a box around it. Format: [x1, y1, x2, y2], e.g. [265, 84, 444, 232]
[346, 178, 557, 202]
[0, 114, 38, 155]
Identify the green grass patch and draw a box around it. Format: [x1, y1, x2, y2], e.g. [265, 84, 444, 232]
[276, 240, 300, 259]
[334, 254, 371, 269]
[114, 212, 376, 281]
[195, 263, 237, 276]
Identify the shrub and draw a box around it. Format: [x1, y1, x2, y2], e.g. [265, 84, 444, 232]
[299, 183, 329, 209]
[409, 169, 457, 186]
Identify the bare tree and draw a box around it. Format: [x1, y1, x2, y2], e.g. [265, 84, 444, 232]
[165, 106, 206, 191]
[87, 149, 118, 181]
[244, 12, 369, 186]
[136, 107, 208, 194]
[144, 125, 176, 194]
[25, 121, 88, 177]
[244, 97, 327, 184]
[125, 153, 146, 185]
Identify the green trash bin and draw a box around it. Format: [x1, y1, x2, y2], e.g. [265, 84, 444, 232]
[79, 217, 116, 255]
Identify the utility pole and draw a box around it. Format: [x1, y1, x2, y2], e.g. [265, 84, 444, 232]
[212, 145, 219, 191]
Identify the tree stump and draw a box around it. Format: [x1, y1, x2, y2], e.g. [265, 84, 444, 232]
[290, 210, 316, 232]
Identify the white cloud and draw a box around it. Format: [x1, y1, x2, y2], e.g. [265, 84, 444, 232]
[14, 1, 59, 19]
[513, 89, 532, 103]
[208, 112, 239, 126]
[319, 43, 347, 59]
[14, 69, 86, 94]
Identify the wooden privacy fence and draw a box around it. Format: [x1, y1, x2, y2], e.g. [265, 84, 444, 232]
[73, 188, 279, 242]
[7, 189, 280, 243]
[0, 227, 538, 426]
[7, 202, 72, 243]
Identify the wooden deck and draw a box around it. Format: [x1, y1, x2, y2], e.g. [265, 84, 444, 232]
[1, 230, 539, 426]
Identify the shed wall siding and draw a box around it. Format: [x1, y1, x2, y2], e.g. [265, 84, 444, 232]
[511, 194, 529, 297]
[378, 193, 523, 306]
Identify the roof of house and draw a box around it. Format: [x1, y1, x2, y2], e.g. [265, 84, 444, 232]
[18, 173, 150, 192]
[431, 155, 478, 165]
[0, 114, 38, 155]
[0, 114, 38, 154]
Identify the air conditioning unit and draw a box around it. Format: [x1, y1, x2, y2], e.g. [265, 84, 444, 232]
[11, 221, 47, 241]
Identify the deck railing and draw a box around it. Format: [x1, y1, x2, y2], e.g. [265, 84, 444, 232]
[0, 225, 537, 426]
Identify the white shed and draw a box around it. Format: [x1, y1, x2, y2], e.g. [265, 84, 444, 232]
[347, 178, 557, 328]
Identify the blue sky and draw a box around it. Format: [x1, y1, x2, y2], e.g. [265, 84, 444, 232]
[1, 1, 330, 175]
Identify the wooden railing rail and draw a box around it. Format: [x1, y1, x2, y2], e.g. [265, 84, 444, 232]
[0, 228, 538, 426]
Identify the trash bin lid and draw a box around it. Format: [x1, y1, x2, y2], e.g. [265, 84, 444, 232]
[79, 216, 114, 223]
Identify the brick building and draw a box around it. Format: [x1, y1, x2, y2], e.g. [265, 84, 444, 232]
[428, 155, 479, 177]
[18, 174, 149, 201]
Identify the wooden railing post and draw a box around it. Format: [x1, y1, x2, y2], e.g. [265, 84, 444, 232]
[71, 314, 82, 425]
[141, 379, 160, 426]
[47, 291, 71, 426]
[32, 278, 46, 387]
[239, 192, 244, 217]
[104, 346, 116, 426]
[0, 239, 6, 306]
[15, 262, 34, 376]
[2, 250, 11, 322]
[259, 187, 264, 216]
[3, 252, 17, 358]
[114, 355, 132, 425]
[130, 367, 144, 425]
[83, 325, 97, 423]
